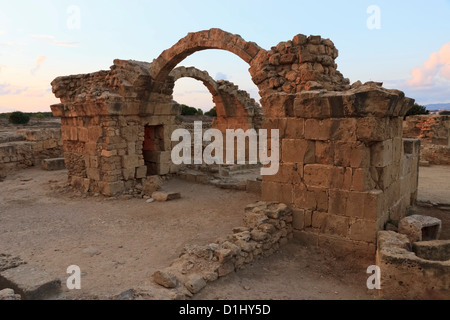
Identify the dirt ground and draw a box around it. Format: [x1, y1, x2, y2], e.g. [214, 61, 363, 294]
[0, 164, 448, 300]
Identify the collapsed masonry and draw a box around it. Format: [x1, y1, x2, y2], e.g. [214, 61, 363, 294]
[50, 29, 417, 257]
[403, 115, 450, 165]
[0, 127, 63, 178]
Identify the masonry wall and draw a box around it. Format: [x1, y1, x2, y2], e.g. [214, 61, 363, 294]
[51, 29, 416, 258]
[261, 82, 414, 258]
[0, 128, 63, 177]
[403, 115, 450, 165]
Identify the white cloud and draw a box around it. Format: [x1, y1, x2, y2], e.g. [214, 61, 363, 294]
[0, 83, 28, 96]
[31, 56, 46, 75]
[0, 41, 27, 46]
[30, 34, 55, 40]
[407, 42, 450, 87]
[53, 41, 78, 47]
[30, 34, 79, 48]
[0, 30, 5, 35]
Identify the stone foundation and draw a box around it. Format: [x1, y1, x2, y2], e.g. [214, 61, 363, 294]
[152, 201, 293, 297]
[0, 128, 63, 178]
[376, 231, 450, 299]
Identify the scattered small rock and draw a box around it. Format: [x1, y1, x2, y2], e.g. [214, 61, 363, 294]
[151, 191, 181, 202]
[146, 198, 155, 203]
[152, 270, 178, 288]
[83, 247, 101, 257]
[184, 274, 207, 294]
[0, 289, 21, 300]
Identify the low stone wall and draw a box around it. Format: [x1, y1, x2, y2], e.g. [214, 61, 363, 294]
[0, 128, 63, 177]
[403, 115, 450, 165]
[152, 201, 293, 297]
[421, 144, 450, 165]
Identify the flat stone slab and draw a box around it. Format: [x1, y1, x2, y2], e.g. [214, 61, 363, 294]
[151, 191, 181, 202]
[41, 158, 66, 171]
[398, 215, 442, 243]
[0, 254, 26, 272]
[413, 240, 450, 261]
[0, 264, 61, 300]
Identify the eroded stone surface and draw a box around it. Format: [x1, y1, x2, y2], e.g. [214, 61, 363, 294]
[151, 201, 292, 298]
[398, 215, 442, 243]
[376, 231, 450, 299]
[0, 264, 61, 300]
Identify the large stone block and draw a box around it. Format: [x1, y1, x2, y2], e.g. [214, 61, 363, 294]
[349, 219, 377, 243]
[261, 181, 293, 204]
[370, 139, 393, 167]
[41, 158, 66, 171]
[0, 264, 61, 300]
[320, 213, 350, 237]
[281, 139, 315, 164]
[122, 155, 140, 168]
[292, 208, 305, 230]
[305, 118, 356, 141]
[135, 165, 147, 179]
[264, 163, 302, 185]
[293, 184, 328, 211]
[315, 141, 334, 164]
[398, 215, 442, 243]
[334, 141, 370, 168]
[356, 117, 391, 142]
[100, 181, 124, 196]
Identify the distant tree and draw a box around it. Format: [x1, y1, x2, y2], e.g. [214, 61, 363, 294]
[439, 110, 450, 115]
[204, 108, 217, 117]
[196, 108, 203, 116]
[181, 104, 198, 115]
[36, 112, 45, 122]
[9, 111, 30, 125]
[404, 103, 429, 119]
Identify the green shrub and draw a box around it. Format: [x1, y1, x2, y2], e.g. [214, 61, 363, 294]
[181, 104, 198, 115]
[404, 103, 429, 119]
[204, 108, 217, 117]
[440, 110, 450, 115]
[9, 111, 30, 125]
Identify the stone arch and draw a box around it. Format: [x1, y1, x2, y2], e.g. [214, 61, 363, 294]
[169, 66, 263, 130]
[150, 29, 262, 83]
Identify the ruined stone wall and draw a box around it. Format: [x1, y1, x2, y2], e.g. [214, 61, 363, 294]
[403, 115, 450, 164]
[0, 128, 63, 177]
[169, 66, 263, 131]
[152, 202, 293, 296]
[262, 81, 414, 258]
[51, 59, 180, 195]
[51, 29, 416, 258]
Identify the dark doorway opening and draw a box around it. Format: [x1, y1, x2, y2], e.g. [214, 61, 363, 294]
[143, 125, 164, 175]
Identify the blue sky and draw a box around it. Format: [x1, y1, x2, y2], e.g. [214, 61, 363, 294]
[0, 0, 449, 112]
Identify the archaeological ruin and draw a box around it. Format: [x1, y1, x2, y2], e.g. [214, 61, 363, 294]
[49, 28, 419, 260]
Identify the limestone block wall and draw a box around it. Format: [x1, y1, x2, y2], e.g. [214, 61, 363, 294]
[403, 115, 450, 146]
[261, 81, 414, 258]
[0, 128, 63, 177]
[51, 29, 416, 258]
[51, 60, 181, 195]
[169, 66, 264, 131]
[403, 115, 450, 164]
[152, 202, 293, 296]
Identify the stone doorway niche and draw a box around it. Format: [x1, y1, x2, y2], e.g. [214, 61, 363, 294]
[143, 125, 165, 175]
